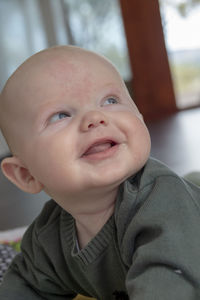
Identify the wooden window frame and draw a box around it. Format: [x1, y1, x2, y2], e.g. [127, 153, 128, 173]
[119, 0, 178, 121]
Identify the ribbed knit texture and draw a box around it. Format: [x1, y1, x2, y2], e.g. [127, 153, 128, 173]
[61, 211, 115, 266]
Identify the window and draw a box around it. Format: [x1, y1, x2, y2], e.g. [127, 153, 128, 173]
[0, 0, 48, 91]
[61, 0, 131, 81]
[159, 0, 200, 108]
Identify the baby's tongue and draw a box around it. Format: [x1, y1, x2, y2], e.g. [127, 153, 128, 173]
[84, 142, 111, 155]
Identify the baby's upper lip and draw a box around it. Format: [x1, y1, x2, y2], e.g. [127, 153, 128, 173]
[81, 137, 119, 157]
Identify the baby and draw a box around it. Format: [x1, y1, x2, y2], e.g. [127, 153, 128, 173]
[0, 45, 200, 300]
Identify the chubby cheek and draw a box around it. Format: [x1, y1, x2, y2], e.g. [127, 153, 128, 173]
[23, 134, 75, 189]
[120, 112, 151, 171]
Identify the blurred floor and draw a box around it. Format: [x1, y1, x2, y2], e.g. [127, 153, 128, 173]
[0, 107, 200, 230]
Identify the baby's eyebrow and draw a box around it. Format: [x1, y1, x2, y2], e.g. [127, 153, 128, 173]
[103, 83, 121, 93]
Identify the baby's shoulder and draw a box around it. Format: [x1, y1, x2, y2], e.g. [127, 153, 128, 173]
[31, 199, 62, 235]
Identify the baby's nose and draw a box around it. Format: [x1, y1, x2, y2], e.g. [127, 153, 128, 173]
[80, 111, 108, 132]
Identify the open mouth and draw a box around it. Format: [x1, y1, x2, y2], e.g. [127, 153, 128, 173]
[82, 140, 117, 157]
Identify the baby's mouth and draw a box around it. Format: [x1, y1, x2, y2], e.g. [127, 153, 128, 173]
[82, 140, 117, 157]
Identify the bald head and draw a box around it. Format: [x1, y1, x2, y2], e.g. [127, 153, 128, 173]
[0, 45, 128, 156]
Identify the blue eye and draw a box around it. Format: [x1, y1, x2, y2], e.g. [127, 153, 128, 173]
[49, 112, 71, 124]
[104, 97, 118, 105]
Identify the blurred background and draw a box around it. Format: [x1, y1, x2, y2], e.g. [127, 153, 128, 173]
[0, 0, 131, 90]
[0, 0, 200, 229]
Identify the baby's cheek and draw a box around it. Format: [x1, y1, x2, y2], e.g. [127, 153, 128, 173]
[125, 113, 151, 157]
[121, 111, 145, 133]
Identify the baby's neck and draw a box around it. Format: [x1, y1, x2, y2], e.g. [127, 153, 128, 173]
[74, 189, 117, 249]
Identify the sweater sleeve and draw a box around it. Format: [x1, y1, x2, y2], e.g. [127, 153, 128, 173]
[0, 265, 74, 300]
[0, 210, 76, 299]
[122, 176, 200, 299]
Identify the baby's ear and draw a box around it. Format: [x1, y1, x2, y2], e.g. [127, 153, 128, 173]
[1, 156, 43, 194]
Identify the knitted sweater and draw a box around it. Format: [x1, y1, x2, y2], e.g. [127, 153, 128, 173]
[1, 158, 200, 300]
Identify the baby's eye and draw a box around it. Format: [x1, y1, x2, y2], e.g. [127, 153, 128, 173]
[103, 97, 118, 105]
[49, 112, 71, 124]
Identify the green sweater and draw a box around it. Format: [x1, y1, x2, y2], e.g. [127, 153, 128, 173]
[1, 158, 200, 299]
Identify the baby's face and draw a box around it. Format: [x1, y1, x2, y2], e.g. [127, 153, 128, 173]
[4, 48, 151, 211]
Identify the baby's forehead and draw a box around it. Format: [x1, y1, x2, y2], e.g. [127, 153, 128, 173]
[12, 47, 117, 86]
[2, 47, 125, 119]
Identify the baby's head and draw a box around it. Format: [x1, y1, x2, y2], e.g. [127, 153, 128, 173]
[0, 46, 151, 211]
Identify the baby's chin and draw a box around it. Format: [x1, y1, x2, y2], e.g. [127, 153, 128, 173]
[84, 164, 141, 190]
